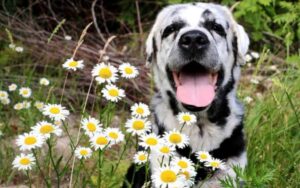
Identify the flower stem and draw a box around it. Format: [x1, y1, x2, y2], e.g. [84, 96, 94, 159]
[32, 149, 50, 187]
[47, 138, 60, 188]
[97, 149, 104, 188]
[26, 170, 32, 188]
[111, 134, 131, 175]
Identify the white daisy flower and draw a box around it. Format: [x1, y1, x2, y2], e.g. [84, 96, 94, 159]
[31, 121, 62, 138]
[195, 151, 212, 162]
[15, 46, 24, 53]
[178, 167, 197, 187]
[139, 133, 161, 149]
[74, 146, 92, 159]
[54, 120, 63, 127]
[105, 127, 124, 144]
[245, 54, 252, 62]
[152, 166, 184, 188]
[250, 78, 259, 85]
[118, 63, 139, 79]
[8, 83, 17, 91]
[163, 130, 189, 149]
[1, 98, 10, 105]
[0, 90, 8, 100]
[204, 158, 225, 170]
[101, 84, 125, 102]
[244, 96, 253, 104]
[131, 103, 150, 118]
[125, 117, 151, 136]
[22, 100, 31, 109]
[64, 35, 72, 41]
[9, 43, 16, 49]
[154, 144, 175, 157]
[133, 151, 149, 165]
[19, 87, 32, 98]
[34, 101, 44, 111]
[43, 104, 70, 121]
[14, 102, 24, 110]
[171, 156, 194, 171]
[177, 112, 196, 125]
[90, 133, 110, 150]
[39, 78, 50, 86]
[251, 51, 260, 59]
[62, 58, 84, 71]
[12, 153, 35, 171]
[16, 132, 45, 151]
[91, 63, 118, 84]
[81, 116, 102, 137]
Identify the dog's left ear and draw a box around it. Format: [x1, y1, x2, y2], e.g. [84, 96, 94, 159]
[235, 24, 250, 65]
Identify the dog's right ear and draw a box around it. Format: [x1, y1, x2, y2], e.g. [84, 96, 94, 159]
[145, 27, 157, 66]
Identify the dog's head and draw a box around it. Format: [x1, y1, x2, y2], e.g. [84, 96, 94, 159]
[146, 3, 249, 112]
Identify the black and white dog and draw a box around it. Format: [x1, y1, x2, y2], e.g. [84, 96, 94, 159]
[125, 2, 249, 188]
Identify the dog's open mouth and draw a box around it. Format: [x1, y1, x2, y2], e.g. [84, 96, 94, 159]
[172, 61, 218, 108]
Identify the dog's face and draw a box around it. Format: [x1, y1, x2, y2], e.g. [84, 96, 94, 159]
[146, 3, 249, 111]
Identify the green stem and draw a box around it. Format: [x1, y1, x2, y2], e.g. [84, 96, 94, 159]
[32, 149, 50, 187]
[26, 170, 32, 188]
[47, 139, 60, 188]
[97, 149, 104, 188]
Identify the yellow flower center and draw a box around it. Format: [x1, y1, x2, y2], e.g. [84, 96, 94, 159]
[160, 170, 177, 183]
[160, 146, 170, 154]
[20, 158, 30, 165]
[138, 154, 147, 161]
[24, 136, 37, 145]
[98, 67, 112, 78]
[108, 132, 119, 139]
[40, 124, 54, 134]
[96, 136, 108, 145]
[178, 160, 188, 169]
[22, 90, 28, 95]
[36, 103, 43, 109]
[136, 107, 144, 115]
[124, 67, 133, 74]
[108, 89, 119, 97]
[50, 107, 60, 114]
[79, 149, 89, 156]
[132, 120, 145, 130]
[200, 154, 208, 160]
[182, 115, 191, 122]
[169, 133, 182, 144]
[180, 171, 190, 180]
[210, 161, 220, 168]
[0, 93, 5, 97]
[145, 138, 158, 146]
[87, 122, 96, 132]
[69, 61, 78, 67]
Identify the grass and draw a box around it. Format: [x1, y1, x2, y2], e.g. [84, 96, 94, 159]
[0, 38, 299, 188]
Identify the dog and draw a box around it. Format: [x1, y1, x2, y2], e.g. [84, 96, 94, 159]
[124, 2, 249, 187]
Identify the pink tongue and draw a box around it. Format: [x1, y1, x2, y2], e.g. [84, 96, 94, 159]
[176, 73, 215, 107]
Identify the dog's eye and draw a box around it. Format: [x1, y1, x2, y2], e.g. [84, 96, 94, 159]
[162, 25, 176, 39]
[212, 23, 226, 37]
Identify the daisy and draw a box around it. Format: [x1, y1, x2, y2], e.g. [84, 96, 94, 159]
[178, 168, 196, 187]
[43, 104, 70, 121]
[245, 54, 252, 62]
[195, 151, 212, 162]
[31, 121, 62, 138]
[16, 132, 44, 151]
[177, 112, 196, 125]
[91, 63, 118, 84]
[251, 51, 259, 59]
[250, 78, 259, 85]
[152, 166, 184, 188]
[9, 43, 16, 49]
[205, 158, 225, 170]
[63, 58, 84, 71]
[15, 46, 24, 53]
[8, 83, 17, 91]
[244, 96, 253, 104]
[171, 156, 194, 171]
[139, 133, 161, 149]
[0, 90, 8, 100]
[163, 130, 189, 149]
[125, 117, 151, 136]
[19, 87, 32, 98]
[154, 144, 175, 157]
[74, 146, 93, 159]
[14, 102, 24, 110]
[1, 98, 10, 105]
[64, 35, 72, 41]
[131, 103, 150, 118]
[54, 120, 63, 126]
[39, 78, 50, 86]
[101, 84, 125, 102]
[81, 116, 102, 136]
[105, 127, 124, 144]
[90, 133, 110, 150]
[118, 63, 139, 79]
[34, 101, 44, 111]
[22, 100, 31, 109]
[12, 153, 35, 171]
[133, 151, 148, 165]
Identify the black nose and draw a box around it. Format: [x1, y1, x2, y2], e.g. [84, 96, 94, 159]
[179, 30, 209, 51]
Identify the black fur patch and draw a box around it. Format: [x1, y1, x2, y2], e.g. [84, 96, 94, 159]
[166, 66, 176, 90]
[153, 112, 166, 136]
[161, 21, 185, 40]
[152, 37, 157, 62]
[123, 164, 149, 188]
[166, 90, 179, 115]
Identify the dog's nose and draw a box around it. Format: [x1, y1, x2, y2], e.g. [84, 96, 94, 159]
[179, 30, 209, 51]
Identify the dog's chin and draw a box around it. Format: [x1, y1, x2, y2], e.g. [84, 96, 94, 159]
[168, 61, 220, 112]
